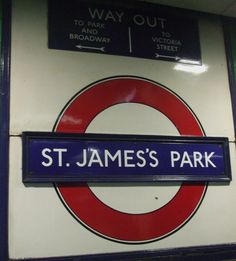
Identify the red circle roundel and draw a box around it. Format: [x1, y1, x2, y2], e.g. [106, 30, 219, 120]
[54, 76, 207, 244]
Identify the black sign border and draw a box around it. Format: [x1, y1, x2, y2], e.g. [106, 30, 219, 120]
[22, 131, 231, 183]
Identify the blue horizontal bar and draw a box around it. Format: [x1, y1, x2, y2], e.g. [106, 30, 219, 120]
[22, 132, 231, 183]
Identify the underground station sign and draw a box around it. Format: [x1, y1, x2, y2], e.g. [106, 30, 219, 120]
[22, 132, 231, 183]
[48, 0, 201, 64]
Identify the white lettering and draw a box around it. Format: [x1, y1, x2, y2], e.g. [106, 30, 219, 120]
[180, 151, 193, 167]
[133, 15, 166, 28]
[124, 150, 135, 167]
[88, 8, 104, 20]
[76, 149, 87, 167]
[88, 8, 124, 23]
[87, 21, 105, 28]
[171, 151, 217, 168]
[104, 150, 122, 167]
[193, 151, 204, 167]
[149, 150, 159, 167]
[74, 19, 84, 26]
[133, 14, 145, 25]
[136, 150, 146, 167]
[53, 148, 67, 167]
[171, 151, 180, 167]
[69, 33, 110, 43]
[159, 18, 166, 29]
[81, 27, 98, 35]
[156, 44, 178, 52]
[205, 152, 216, 168]
[42, 148, 53, 167]
[88, 149, 104, 167]
[152, 37, 182, 45]
[105, 10, 116, 22]
[115, 11, 124, 23]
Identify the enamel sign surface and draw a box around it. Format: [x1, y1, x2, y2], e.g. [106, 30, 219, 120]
[9, 0, 236, 259]
[23, 132, 230, 183]
[48, 0, 201, 63]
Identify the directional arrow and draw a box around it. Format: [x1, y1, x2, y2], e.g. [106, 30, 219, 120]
[76, 45, 105, 52]
[155, 53, 180, 61]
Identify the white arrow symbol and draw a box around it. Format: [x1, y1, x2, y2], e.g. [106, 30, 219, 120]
[76, 45, 105, 52]
[155, 53, 180, 60]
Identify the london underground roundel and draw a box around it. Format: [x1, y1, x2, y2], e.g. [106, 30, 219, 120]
[54, 76, 207, 244]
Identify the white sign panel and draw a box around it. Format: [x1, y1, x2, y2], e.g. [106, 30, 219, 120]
[9, 0, 236, 259]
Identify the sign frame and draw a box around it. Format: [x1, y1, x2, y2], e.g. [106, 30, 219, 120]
[22, 131, 231, 183]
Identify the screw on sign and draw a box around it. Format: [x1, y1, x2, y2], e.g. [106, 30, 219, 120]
[54, 76, 207, 243]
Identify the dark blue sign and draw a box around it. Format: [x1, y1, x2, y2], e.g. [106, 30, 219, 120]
[48, 0, 201, 64]
[22, 132, 231, 183]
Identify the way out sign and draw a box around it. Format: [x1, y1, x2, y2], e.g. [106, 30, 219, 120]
[22, 132, 231, 183]
[48, 0, 201, 64]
